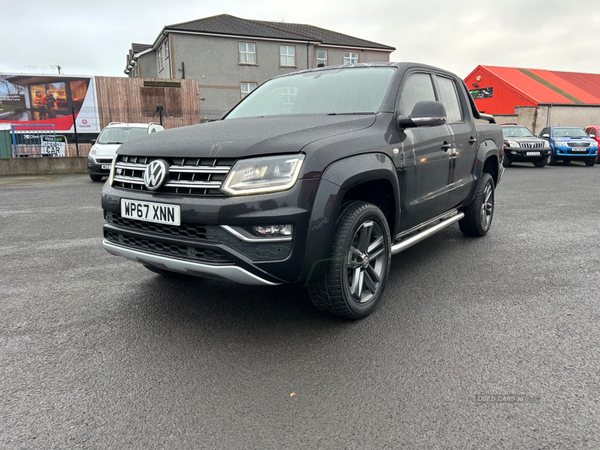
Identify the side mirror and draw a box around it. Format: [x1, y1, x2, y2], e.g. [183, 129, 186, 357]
[91, 139, 96, 145]
[542, 134, 550, 138]
[397, 100, 447, 129]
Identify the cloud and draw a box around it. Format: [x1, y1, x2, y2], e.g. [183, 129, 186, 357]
[2, 0, 599, 78]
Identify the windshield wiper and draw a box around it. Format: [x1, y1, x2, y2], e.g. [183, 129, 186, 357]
[326, 112, 374, 116]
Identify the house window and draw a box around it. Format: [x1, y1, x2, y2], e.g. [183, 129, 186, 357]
[280, 45, 296, 67]
[241, 82, 257, 98]
[343, 52, 359, 65]
[316, 50, 327, 67]
[164, 39, 169, 59]
[157, 47, 163, 71]
[239, 42, 256, 64]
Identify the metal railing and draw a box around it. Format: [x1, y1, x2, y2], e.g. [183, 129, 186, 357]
[11, 124, 65, 157]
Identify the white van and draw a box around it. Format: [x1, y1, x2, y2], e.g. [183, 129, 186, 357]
[87, 122, 164, 181]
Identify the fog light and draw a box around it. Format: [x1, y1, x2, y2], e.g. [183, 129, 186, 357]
[253, 225, 292, 236]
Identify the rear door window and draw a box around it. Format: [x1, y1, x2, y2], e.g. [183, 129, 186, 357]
[436, 76, 463, 123]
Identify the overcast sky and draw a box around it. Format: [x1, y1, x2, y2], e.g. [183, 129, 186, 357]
[2, 0, 599, 79]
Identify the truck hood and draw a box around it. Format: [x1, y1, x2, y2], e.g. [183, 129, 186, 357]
[553, 137, 596, 143]
[116, 115, 377, 159]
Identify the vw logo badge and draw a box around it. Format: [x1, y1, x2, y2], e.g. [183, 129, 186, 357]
[144, 159, 169, 190]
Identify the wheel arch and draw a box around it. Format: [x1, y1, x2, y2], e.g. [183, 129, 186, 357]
[300, 153, 400, 283]
[463, 140, 501, 206]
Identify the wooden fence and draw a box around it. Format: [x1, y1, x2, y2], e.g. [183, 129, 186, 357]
[95, 77, 201, 130]
[66, 143, 92, 157]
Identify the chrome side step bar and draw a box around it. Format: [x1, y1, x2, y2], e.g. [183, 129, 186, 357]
[391, 212, 465, 255]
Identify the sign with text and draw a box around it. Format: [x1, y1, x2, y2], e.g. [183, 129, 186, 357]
[470, 87, 494, 99]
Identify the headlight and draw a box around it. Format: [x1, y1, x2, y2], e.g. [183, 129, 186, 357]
[221, 154, 305, 195]
[542, 140, 550, 148]
[89, 146, 98, 155]
[109, 158, 117, 186]
[556, 141, 569, 147]
[507, 140, 520, 148]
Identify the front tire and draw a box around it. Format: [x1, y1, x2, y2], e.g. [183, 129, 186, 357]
[585, 157, 596, 167]
[307, 201, 391, 320]
[502, 157, 512, 167]
[89, 174, 103, 182]
[547, 153, 557, 166]
[459, 172, 495, 237]
[533, 158, 547, 167]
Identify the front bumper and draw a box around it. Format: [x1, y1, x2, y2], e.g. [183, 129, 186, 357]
[553, 146, 598, 158]
[101, 178, 320, 284]
[505, 148, 550, 161]
[87, 156, 114, 175]
[103, 240, 280, 285]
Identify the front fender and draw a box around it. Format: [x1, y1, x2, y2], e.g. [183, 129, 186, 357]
[300, 153, 399, 283]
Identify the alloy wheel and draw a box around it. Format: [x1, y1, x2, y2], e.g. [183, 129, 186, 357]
[481, 182, 494, 230]
[346, 220, 386, 304]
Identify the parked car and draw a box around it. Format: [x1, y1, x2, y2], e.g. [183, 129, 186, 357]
[584, 126, 600, 163]
[538, 126, 598, 166]
[101, 62, 504, 319]
[501, 124, 550, 167]
[87, 122, 164, 181]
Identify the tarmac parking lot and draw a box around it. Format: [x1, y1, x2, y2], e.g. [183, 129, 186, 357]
[1, 163, 599, 449]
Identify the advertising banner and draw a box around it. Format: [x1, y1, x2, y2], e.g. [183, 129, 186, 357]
[0, 73, 100, 133]
[470, 87, 494, 100]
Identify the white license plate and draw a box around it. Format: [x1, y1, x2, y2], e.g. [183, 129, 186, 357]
[121, 199, 181, 226]
[526, 152, 540, 156]
[101, 164, 111, 170]
[570, 149, 586, 152]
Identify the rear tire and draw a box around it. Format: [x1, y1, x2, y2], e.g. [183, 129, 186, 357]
[307, 201, 391, 320]
[459, 172, 495, 237]
[89, 174, 103, 182]
[533, 159, 547, 168]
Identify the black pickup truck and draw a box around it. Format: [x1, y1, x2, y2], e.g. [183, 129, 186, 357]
[102, 63, 504, 319]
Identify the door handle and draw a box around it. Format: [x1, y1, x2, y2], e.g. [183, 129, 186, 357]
[442, 141, 452, 151]
[469, 137, 477, 145]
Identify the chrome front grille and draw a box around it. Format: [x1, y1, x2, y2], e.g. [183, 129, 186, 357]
[520, 142, 545, 149]
[112, 155, 235, 196]
[567, 142, 590, 148]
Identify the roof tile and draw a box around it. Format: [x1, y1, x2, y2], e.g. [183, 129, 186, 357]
[167, 14, 395, 50]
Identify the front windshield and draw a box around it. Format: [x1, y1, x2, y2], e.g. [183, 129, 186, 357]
[552, 128, 587, 138]
[97, 127, 148, 144]
[502, 126, 534, 138]
[226, 67, 396, 119]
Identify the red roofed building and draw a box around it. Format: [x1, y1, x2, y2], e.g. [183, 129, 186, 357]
[464, 65, 600, 114]
[464, 65, 600, 132]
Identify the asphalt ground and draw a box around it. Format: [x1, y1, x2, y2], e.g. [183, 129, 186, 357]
[1, 162, 599, 449]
